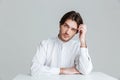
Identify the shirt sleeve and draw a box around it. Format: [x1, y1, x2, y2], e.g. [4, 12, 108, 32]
[75, 48, 93, 75]
[30, 41, 60, 76]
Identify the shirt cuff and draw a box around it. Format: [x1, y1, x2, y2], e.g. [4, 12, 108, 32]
[51, 68, 60, 74]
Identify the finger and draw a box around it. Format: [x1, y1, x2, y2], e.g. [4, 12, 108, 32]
[81, 25, 87, 31]
[78, 27, 87, 32]
[78, 28, 87, 34]
[82, 27, 87, 32]
[79, 24, 87, 30]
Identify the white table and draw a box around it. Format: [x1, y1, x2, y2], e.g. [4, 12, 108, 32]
[13, 72, 118, 80]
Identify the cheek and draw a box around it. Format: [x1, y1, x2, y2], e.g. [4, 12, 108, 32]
[70, 33, 76, 37]
[60, 27, 66, 33]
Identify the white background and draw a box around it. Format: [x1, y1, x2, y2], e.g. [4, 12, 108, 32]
[0, 0, 120, 80]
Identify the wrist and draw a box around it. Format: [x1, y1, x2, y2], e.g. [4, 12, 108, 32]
[60, 68, 64, 74]
[80, 45, 87, 48]
[80, 42, 87, 48]
[80, 44, 87, 48]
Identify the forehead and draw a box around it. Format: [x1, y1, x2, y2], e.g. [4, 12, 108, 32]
[64, 19, 78, 29]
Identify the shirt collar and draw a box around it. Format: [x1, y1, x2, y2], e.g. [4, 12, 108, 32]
[56, 35, 73, 46]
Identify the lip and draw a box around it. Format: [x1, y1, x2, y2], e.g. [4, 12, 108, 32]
[63, 34, 69, 38]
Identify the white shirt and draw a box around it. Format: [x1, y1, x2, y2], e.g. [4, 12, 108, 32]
[31, 37, 93, 75]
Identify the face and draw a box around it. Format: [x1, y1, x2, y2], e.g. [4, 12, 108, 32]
[58, 19, 78, 42]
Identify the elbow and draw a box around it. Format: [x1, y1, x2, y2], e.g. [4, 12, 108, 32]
[30, 67, 36, 76]
[79, 64, 93, 75]
[81, 67, 93, 75]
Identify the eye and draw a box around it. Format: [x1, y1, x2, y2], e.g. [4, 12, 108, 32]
[71, 28, 77, 32]
[63, 24, 69, 28]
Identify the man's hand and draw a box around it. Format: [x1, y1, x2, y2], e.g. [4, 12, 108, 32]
[78, 24, 87, 48]
[60, 67, 80, 75]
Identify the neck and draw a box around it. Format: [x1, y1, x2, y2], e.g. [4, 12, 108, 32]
[58, 34, 70, 43]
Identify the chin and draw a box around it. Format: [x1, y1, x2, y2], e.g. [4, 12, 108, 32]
[60, 35, 71, 42]
[62, 38, 70, 42]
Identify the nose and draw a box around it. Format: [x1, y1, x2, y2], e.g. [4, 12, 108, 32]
[66, 28, 71, 34]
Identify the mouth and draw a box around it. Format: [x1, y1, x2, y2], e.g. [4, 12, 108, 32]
[63, 33, 69, 38]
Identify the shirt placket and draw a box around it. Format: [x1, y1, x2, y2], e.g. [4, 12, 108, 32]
[60, 43, 65, 67]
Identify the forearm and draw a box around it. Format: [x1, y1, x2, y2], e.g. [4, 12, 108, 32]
[31, 63, 60, 76]
[60, 67, 80, 75]
[76, 48, 93, 74]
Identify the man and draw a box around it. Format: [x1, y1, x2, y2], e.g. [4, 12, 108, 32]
[31, 11, 93, 75]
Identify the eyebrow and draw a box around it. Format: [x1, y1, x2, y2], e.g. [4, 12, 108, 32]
[64, 23, 77, 30]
